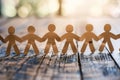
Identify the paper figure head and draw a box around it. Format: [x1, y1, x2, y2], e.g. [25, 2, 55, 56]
[86, 24, 93, 32]
[104, 24, 111, 32]
[8, 26, 15, 34]
[28, 25, 35, 33]
[48, 24, 56, 32]
[66, 25, 73, 33]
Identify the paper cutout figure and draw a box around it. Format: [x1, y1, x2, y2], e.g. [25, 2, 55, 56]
[61, 25, 79, 55]
[80, 24, 98, 54]
[116, 34, 120, 39]
[98, 24, 117, 53]
[5, 26, 22, 56]
[0, 35, 5, 43]
[42, 24, 60, 55]
[22, 26, 42, 55]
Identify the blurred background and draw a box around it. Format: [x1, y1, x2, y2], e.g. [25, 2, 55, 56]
[0, 1, 120, 80]
[0, 0, 120, 18]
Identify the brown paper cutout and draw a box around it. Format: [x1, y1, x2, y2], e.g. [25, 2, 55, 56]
[61, 25, 79, 55]
[117, 34, 120, 38]
[0, 35, 5, 43]
[98, 24, 117, 53]
[22, 26, 42, 55]
[5, 26, 22, 56]
[80, 24, 98, 54]
[42, 24, 60, 55]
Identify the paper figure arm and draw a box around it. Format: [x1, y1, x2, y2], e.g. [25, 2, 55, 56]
[34, 35, 42, 42]
[55, 34, 61, 41]
[98, 33, 104, 40]
[42, 33, 48, 41]
[4, 36, 9, 43]
[73, 34, 80, 41]
[22, 35, 29, 41]
[15, 35, 22, 42]
[92, 33, 99, 41]
[0, 35, 5, 43]
[80, 33, 85, 41]
[61, 34, 66, 41]
[110, 33, 117, 40]
[116, 34, 120, 39]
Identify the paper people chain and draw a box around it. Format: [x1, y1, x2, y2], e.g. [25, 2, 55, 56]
[80, 24, 98, 54]
[61, 25, 79, 55]
[98, 24, 117, 53]
[0, 24, 119, 56]
[42, 24, 60, 56]
[22, 26, 42, 56]
[4, 26, 22, 56]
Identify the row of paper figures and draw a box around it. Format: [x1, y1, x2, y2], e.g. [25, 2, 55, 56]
[0, 24, 120, 56]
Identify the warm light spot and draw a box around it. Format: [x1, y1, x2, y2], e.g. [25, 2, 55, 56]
[36, 3, 49, 17]
[109, 6, 120, 17]
[62, 0, 81, 16]
[2, 5, 17, 17]
[47, 0, 59, 14]
[36, 0, 59, 17]
[61, 0, 108, 17]
[17, 4, 32, 18]
[97, 0, 109, 5]
[1, 0, 120, 18]
[90, 6, 103, 17]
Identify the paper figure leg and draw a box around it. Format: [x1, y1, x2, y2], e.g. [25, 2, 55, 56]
[99, 42, 106, 52]
[6, 44, 12, 55]
[89, 43, 95, 53]
[108, 41, 114, 53]
[13, 44, 20, 55]
[52, 44, 58, 55]
[44, 44, 50, 55]
[24, 43, 31, 55]
[81, 42, 87, 53]
[32, 43, 39, 55]
[70, 42, 77, 54]
[62, 42, 69, 54]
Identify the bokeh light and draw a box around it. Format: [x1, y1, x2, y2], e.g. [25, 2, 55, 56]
[36, 0, 59, 17]
[1, 0, 18, 17]
[90, 5, 103, 17]
[17, 3, 32, 18]
[2, 5, 17, 17]
[36, 0, 49, 17]
[1, 0, 120, 18]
